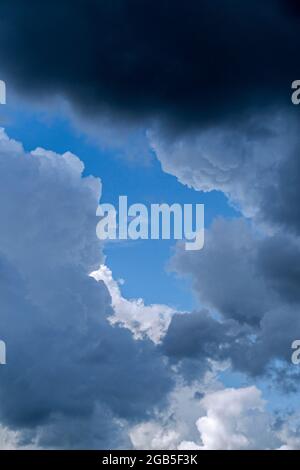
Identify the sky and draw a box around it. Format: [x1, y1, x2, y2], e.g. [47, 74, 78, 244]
[0, 0, 300, 450]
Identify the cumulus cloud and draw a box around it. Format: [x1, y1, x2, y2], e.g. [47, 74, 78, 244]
[168, 218, 300, 378]
[130, 373, 223, 450]
[150, 112, 300, 232]
[0, 129, 173, 449]
[130, 422, 180, 450]
[147, 99, 300, 385]
[90, 265, 175, 344]
[130, 383, 297, 450]
[170, 219, 272, 326]
[178, 386, 280, 450]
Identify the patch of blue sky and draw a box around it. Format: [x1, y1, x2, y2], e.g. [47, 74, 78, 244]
[3, 98, 239, 311]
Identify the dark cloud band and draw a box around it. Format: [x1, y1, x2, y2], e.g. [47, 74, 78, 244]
[0, 0, 299, 125]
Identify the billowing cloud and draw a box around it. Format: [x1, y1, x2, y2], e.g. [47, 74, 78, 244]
[168, 218, 300, 377]
[130, 383, 298, 450]
[0, 129, 173, 448]
[170, 219, 272, 326]
[150, 112, 300, 233]
[148, 97, 300, 383]
[178, 387, 280, 450]
[130, 373, 223, 450]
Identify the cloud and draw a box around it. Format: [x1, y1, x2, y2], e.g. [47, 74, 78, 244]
[276, 414, 300, 450]
[170, 219, 273, 326]
[130, 422, 180, 450]
[130, 373, 224, 450]
[130, 382, 296, 450]
[178, 386, 280, 450]
[0, 1, 299, 128]
[0, 129, 173, 448]
[90, 264, 175, 344]
[150, 112, 300, 232]
[0, 126, 298, 449]
[148, 104, 300, 382]
[0, 426, 21, 450]
[168, 218, 300, 376]
[161, 308, 238, 382]
[1, 1, 300, 448]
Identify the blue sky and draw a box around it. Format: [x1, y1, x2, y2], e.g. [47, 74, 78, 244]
[3, 97, 238, 311]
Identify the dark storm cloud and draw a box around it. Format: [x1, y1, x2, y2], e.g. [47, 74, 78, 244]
[162, 310, 230, 360]
[167, 218, 300, 378]
[0, 0, 299, 125]
[161, 309, 245, 380]
[170, 219, 273, 326]
[258, 234, 300, 304]
[257, 145, 300, 234]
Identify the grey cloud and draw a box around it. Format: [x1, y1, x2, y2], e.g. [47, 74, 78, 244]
[171, 219, 273, 326]
[0, 130, 173, 448]
[258, 234, 300, 304]
[150, 105, 300, 382]
[150, 112, 300, 232]
[168, 218, 300, 378]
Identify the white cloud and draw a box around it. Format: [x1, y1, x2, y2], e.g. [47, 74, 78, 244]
[91, 264, 175, 343]
[179, 386, 280, 450]
[276, 414, 300, 450]
[0, 426, 19, 450]
[130, 422, 180, 450]
[130, 369, 224, 450]
[130, 382, 299, 451]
